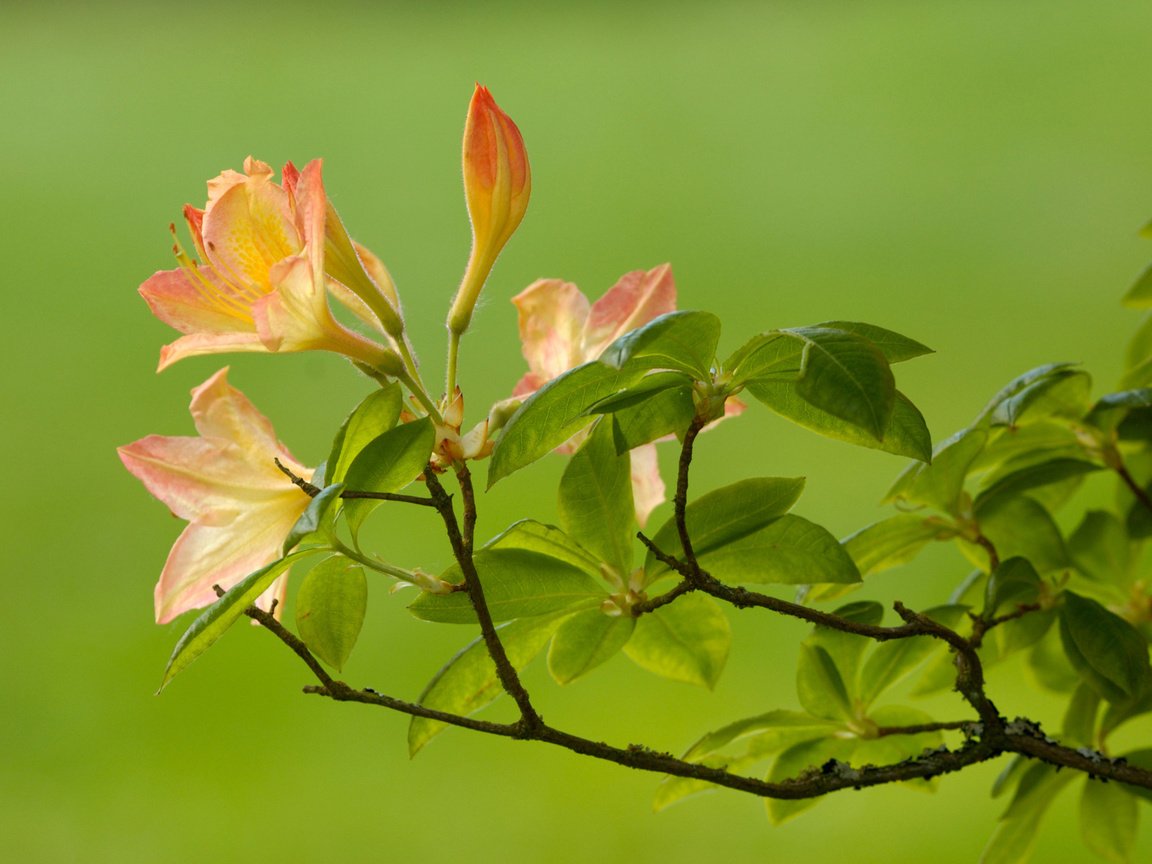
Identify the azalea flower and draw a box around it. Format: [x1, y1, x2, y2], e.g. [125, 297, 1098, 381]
[140, 157, 402, 374]
[118, 369, 313, 624]
[448, 85, 531, 337]
[511, 265, 678, 526]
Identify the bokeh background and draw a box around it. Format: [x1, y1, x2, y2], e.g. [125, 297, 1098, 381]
[4, 1, 1152, 861]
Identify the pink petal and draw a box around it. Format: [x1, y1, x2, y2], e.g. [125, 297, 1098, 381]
[512, 279, 591, 384]
[201, 166, 298, 289]
[581, 264, 677, 359]
[154, 501, 303, 623]
[629, 443, 666, 529]
[140, 267, 253, 335]
[156, 332, 267, 372]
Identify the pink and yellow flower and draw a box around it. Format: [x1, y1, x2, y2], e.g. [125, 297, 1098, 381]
[118, 369, 313, 624]
[448, 85, 531, 336]
[141, 158, 402, 373]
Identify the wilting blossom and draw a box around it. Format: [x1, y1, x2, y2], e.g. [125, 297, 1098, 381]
[118, 369, 313, 624]
[140, 158, 402, 373]
[448, 85, 531, 336]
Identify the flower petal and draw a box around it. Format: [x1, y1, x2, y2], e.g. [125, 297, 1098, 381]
[629, 443, 666, 528]
[140, 267, 254, 335]
[582, 263, 677, 359]
[512, 279, 591, 388]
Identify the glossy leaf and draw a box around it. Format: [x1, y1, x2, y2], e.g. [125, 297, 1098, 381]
[1085, 388, 1152, 433]
[842, 513, 954, 577]
[598, 310, 721, 379]
[489, 362, 641, 486]
[282, 482, 343, 554]
[1059, 592, 1152, 703]
[886, 427, 987, 514]
[585, 370, 691, 414]
[295, 556, 367, 671]
[1080, 777, 1138, 864]
[547, 608, 635, 684]
[974, 363, 1080, 426]
[483, 520, 603, 578]
[326, 383, 403, 482]
[813, 321, 933, 363]
[342, 417, 435, 537]
[607, 385, 695, 452]
[747, 380, 931, 461]
[979, 763, 1073, 864]
[796, 643, 853, 721]
[989, 369, 1090, 428]
[983, 557, 1041, 619]
[1068, 510, 1131, 585]
[159, 550, 318, 690]
[623, 593, 730, 688]
[558, 419, 634, 579]
[407, 548, 605, 624]
[408, 614, 566, 755]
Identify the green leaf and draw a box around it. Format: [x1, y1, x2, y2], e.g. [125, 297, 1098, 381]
[1062, 683, 1101, 747]
[975, 363, 1082, 427]
[859, 606, 967, 706]
[558, 419, 634, 579]
[598, 310, 721, 379]
[1122, 315, 1152, 388]
[694, 514, 861, 587]
[886, 427, 988, 514]
[781, 326, 896, 440]
[983, 557, 1042, 619]
[1069, 510, 1132, 585]
[1122, 262, 1152, 308]
[766, 737, 857, 825]
[979, 763, 1073, 864]
[683, 709, 840, 761]
[842, 513, 955, 577]
[726, 331, 802, 381]
[326, 383, 403, 482]
[489, 362, 642, 487]
[1059, 592, 1152, 703]
[812, 321, 933, 363]
[806, 601, 884, 703]
[295, 556, 367, 672]
[1080, 777, 1138, 864]
[971, 495, 1067, 574]
[585, 370, 692, 414]
[747, 381, 931, 462]
[282, 482, 343, 555]
[482, 520, 603, 578]
[1085, 388, 1152, 433]
[974, 458, 1101, 513]
[607, 385, 695, 452]
[624, 593, 730, 688]
[547, 608, 635, 684]
[159, 550, 318, 690]
[643, 476, 806, 582]
[408, 614, 566, 755]
[796, 643, 853, 721]
[989, 369, 1090, 428]
[407, 548, 605, 624]
[1028, 625, 1083, 693]
[342, 417, 435, 537]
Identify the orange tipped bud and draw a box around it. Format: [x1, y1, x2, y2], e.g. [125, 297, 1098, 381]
[449, 85, 531, 335]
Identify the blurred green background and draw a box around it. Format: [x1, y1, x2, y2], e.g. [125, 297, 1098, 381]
[4, 1, 1152, 861]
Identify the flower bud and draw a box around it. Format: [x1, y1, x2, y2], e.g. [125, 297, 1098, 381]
[448, 84, 531, 335]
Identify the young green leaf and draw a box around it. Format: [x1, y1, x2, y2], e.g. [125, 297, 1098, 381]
[974, 363, 1082, 428]
[408, 614, 566, 755]
[971, 495, 1068, 574]
[598, 310, 722, 379]
[987, 369, 1090, 428]
[1062, 683, 1101, 747]
[606, 385, 695, 452]
[766, 737, 857, 825]
[1123, 262, 1152, 308]
[746, 381, 931, 462]
[643, 476, 806, 582]
[1059, 592, 1152, 703]
[859, 605, 967, 707]
[547, 608, 635, 684]
[885, 427, 987, 514]
[796, 644, 854, 721]
[282, 482, 344, 554]
[489, 362, 642, 487]
[482, 520, 603, 578]
[1068, 510, 1131, 586]
[983, 557, 1042, 620]
[979, 763, 1074, 864]
[407, 548, 605, 624]
[682, 709, 841, 762]
[326, 383, 403, 482]
[342, 417, 435, 537]
[1080, 777, 1138, 864]
[806, 601, 884, 704]
[295, 556, 367, 672]
[159, 550, 319, 690]
[842, 513, 954, 578]
[624, 593, 730, 688]
[558, 420, 634, 580]
[812, 321, 933, 363]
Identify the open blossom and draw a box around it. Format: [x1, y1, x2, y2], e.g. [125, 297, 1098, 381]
[512, 265, 677, 526]
[140, 157, 402, 373]
[118, 369, 313, 624]
[448, 85, 531, 336]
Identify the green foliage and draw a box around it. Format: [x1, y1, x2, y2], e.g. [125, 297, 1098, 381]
[295, 556, 367, 671]
[623, 593, 730, 689]
[342, 416, 435, 536]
